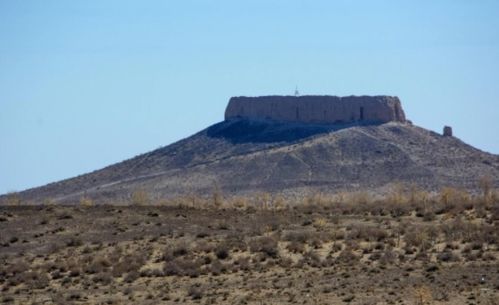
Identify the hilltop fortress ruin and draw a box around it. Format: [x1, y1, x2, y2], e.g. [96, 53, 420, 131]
[225, 95, 406, 124]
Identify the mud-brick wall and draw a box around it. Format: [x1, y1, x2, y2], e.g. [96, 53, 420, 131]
[225, 95, 406, 124]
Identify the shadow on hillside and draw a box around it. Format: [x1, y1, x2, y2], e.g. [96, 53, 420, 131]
[206, 118, 382, 144]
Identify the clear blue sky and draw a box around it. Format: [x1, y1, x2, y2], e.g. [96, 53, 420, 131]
[1, 0, 498, 194]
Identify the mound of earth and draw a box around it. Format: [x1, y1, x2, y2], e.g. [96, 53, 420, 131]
[7, 118, 499, 204]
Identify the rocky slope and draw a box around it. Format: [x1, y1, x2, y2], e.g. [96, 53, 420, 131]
[7, 118, 499, 204]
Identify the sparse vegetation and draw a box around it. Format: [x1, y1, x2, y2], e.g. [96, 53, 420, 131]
[0, 188, 497, 304]
[131, 189, 150, 206]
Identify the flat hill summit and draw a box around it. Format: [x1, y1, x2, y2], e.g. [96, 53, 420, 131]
[5, 95, 499, 204]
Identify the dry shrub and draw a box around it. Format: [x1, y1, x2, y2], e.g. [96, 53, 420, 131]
[79, 197, 94, 207]
[209, 259, 226, 275]
[216, 221, 230, 230]
[84, 257, 111, 274]
[441, 218, 466, 242]
[212, 184, 223, 208]
[437, 251, 460, 262]
[6, 260, 29, 275]
[441, 217, 494, 244]
[286, 241, 306, 254]
[300, 250, 322, 267]
[481, 252, 496, 261]
[490, 203, 499, 221]
[229, 196, 248, 209]
[380, 183, 429, 216]
[404, 227, 432, 252]
[387, 183, 409, 205]
[368, 252, 381, 261]
[249, 236, 279, 258]
[313, 217, 328, 230]
[164, 258, 202, 277]
[344, 239, 360, 251]
[347, 191, 371, 206]
[222, 236, 247, 252]
[253, 192, 275, 210]
[92, 273, 113, 285]
[272, 194, 287, 210]
[193, 240, 214, 253]
[437, 187, 470, 214]
[233, 256, 250, 271]
[163, 243, 189, 261]
[347, 224, 387, 242]
[283, 231, 312, 244]
[65, 237, 83, 247]
[462, 250, 482, 262]
[387, 200, 413, 217]
[478, 175, 493, 205]
[179, 194, 203, 208]
[131, 189, 150, 206]
[414, 285, 433, 305]
[408, 185, 430, 205]
[124, 270, 140, 283]
[215, 245, 229, 260]
[331, 243, 342, 253]
[19, 271, 49, 289]
[305, 192, 321, 206]
[469, 224, 497, 245]
[112, 254, 146, 277]
[336, 248, 359, 265]
[188, 284, 204, 300]
[56, 212, 73, 220]
[380, 249, 398, 265]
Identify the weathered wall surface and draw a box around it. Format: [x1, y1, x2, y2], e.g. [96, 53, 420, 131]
[225, 95, 406, 124]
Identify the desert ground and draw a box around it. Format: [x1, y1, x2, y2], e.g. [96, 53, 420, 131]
[0, 190, 498, 305]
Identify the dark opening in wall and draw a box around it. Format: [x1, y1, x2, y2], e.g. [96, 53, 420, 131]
[360, 107, 364, 121]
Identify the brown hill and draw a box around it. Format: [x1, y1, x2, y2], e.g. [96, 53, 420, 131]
[4, 96, 499, 204]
